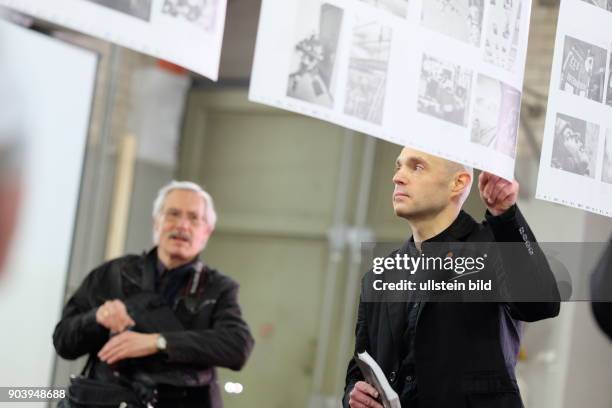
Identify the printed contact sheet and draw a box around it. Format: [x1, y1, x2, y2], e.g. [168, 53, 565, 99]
[250, 0, 533, 180]
[536, 0, 612, 217]
[0, 0, 227, 80]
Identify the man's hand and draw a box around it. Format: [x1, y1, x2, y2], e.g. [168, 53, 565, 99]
[96, 299, 135, 334]
[349, 381, 383, 408]
[98, 331, 159, 365]
[478, 172, 519, 216]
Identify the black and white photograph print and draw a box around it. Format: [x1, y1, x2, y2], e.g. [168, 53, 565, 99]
[344, 20, 392, 124]
[161, 0, 219, 32]
[606, 48, 612, 106]
[551, 113, 599, 178]
[603, 130, 612, 184]
[358, 0, 409, 18]
[417, 54, 473, 127]
[470, 74, 521, 158]
[560, 36, 607, 103]
[287, 2, 344, 108]
[84, 0, 152, 21]
[580, 0, 612, 12]
[421, 0, 484, 46]
[483, 0, 523, 71]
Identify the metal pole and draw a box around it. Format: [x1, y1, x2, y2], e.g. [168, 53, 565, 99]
[308, 130, 355, 408]
[332, 136, 377, 401]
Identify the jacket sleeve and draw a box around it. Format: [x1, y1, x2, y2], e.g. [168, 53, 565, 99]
[52, 265, 110, 360]
[342, 279, 369, 408]
[162, 282, 254, 371]
[485, 205, 561, 322]
[591, 237, 612, 341]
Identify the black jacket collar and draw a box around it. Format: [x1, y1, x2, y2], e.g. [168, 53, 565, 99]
[121, 247, 203, 292]
[399, 210, 478, 255]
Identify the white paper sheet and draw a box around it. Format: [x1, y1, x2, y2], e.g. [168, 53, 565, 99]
[536, 0, 612, 218]
[0, 0, 227, 80]
[249, 0, 532, 180]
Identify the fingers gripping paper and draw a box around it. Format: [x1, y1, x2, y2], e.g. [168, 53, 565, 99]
[536, 0, 612, 217]
[249, 0, 533, 180]
[0, 0, 227, 80]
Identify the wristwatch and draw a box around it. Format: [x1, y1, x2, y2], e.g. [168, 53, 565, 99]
[156, 334, 167, 352]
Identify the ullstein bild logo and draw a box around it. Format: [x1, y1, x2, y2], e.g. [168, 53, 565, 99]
[371, 253, 487, 276]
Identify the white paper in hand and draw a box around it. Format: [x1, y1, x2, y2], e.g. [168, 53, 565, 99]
[355, 351, 401, 408]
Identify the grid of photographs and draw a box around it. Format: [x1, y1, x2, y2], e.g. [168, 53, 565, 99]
[161, 0, 219, 32]
[344, 20, 392, 124]
[84, 0, 153, 21]
[358, 0, 409, 18]
[535, 1, 612, 217]
[559, 36, 607, 103]
[421, 0, 484, 46]
[287, 2, 344, 108]
[470, 74, 521, 158]
[251, 0, 535, 181]
[550, 113, 599, 178]
[417, 54, 473, 127]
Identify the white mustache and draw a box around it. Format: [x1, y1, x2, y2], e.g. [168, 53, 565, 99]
[169, 231, 191, 242]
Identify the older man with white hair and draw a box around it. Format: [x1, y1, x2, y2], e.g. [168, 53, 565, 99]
[54, 181, 254, 408]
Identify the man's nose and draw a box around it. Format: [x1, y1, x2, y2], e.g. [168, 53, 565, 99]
[175, 215, 191, 229]
[393, 170, 407, 186]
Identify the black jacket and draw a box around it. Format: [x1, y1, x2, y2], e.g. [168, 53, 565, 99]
[592, 237, 612, 341]
[343, 206, 560, 408]
[53, 249, 254, 408]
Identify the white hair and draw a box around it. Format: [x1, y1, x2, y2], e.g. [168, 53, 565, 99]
[152, 180, 217, 243]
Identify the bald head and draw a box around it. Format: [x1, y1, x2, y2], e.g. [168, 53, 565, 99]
[392, 147, 473, 221]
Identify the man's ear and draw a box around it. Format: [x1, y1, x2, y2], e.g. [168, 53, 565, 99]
[451, 172, 472, 200]
[153, 216, 161, 241]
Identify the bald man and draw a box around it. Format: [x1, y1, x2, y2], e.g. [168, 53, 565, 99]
[343, 147, 560, 408]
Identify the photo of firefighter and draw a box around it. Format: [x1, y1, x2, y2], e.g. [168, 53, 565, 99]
[560, 36, 607, 103]
[421, 0, 484, 47]
[287, 2, 344, 109]
[602, 129, 612, 184]
[417, 54, 473, 127]
[483, 0, 523, 72]
[344, 19, 392, 125]
[358, 0, 409, 18]
[580, 0, 612, 12]
[84, 0, 153, 21]
[470, 74, 521, 158]
[161, 0, 219, 32]
[551, 113, 599, 178]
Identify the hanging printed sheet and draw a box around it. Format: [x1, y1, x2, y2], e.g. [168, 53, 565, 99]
[0, 0, 227, 80]
[536, 0, 612, 217]
[249, 0, 532, 180]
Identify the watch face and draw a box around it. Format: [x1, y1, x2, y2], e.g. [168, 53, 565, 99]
[157, 335, 167, 350]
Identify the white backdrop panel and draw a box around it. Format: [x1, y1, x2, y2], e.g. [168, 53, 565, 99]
[0, 19, 97, 392]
